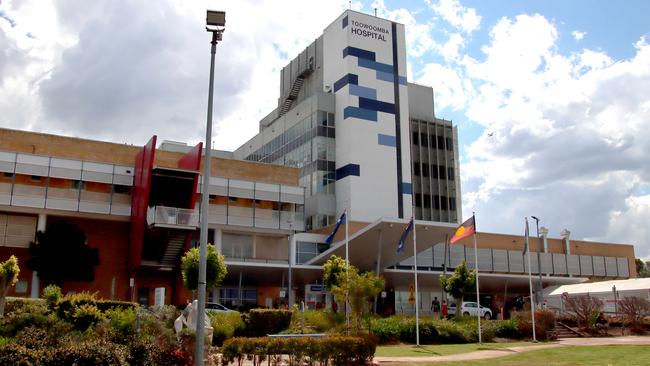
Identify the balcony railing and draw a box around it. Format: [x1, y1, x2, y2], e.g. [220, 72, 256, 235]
[147, 206, 199, 228]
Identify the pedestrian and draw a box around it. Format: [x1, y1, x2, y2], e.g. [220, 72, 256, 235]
[431, 296, 441, 318]
[441, 300, 448, 319]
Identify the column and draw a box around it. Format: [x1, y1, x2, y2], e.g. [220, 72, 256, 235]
[30, 213, 46, 298]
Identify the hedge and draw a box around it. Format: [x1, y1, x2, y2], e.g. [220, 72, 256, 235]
[245, 309, 292, 336]
[220, 336, 376, 366]
[369, 316, 498, 344]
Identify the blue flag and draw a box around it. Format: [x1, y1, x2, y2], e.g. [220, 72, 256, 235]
[325, 211, 346, 246]
[397, 217, 414, 253]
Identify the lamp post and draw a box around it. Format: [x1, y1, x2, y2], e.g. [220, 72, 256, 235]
[531, 216, 543, 307]
[612, 285, 618, 319]
[196, 10, 225, 366]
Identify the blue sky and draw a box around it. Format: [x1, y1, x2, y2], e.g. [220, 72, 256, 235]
[0, 0, 649, 259]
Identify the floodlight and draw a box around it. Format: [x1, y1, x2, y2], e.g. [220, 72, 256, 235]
[206, 10, 225, 27]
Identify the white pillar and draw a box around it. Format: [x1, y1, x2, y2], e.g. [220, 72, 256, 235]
[30, 213, 47, 298]
[215, 227, 223, 253]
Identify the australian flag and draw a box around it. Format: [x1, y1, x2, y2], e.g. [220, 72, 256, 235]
[325, 211, 346, 246]
[397, 217, 414, 253]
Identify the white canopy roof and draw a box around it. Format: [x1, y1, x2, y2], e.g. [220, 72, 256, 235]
[546, 278, 650, 296]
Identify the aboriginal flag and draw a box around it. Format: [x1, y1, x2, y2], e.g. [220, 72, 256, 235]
[450, 215, 475, 244]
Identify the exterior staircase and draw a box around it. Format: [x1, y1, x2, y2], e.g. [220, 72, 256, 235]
[161, 231, 187, 266]
[278, 57, 314, 117]
[553, 322, 586, 338]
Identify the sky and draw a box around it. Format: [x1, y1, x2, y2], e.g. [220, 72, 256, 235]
[1, 0, 649, 259]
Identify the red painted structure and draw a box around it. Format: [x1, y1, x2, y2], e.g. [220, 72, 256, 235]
[129, 136, 157, 270]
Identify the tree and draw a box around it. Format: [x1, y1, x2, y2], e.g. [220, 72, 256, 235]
[635, 258, 650, 277]
[0, 255, 20, 317]
[27, 222, 99, 286]
[439, 260, 476, 317]
[323, 256, 384, 333]
[618, 296, 650, 331]
[181, 243, 227, 292]
[323, 255, 347, 292]
[564, 295, 603, 330]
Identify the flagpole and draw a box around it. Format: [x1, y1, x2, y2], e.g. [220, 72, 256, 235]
[472, 212, 481, 343]
[412, 216, 420, 346]
[525, 217, 537, 342]
[345, 209, 350, 334]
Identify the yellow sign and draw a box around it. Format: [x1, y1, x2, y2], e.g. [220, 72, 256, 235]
[408, 283, 415, 304]
[408, 294, 415, 305]
[409, 284, 415, 293]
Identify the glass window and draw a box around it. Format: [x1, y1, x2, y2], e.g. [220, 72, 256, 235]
[412, 132, 419, 145]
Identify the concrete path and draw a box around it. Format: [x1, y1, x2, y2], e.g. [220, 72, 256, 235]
[374, 336, 650, 364]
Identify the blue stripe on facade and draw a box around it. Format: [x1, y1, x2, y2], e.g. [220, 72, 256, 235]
[358, 58, 393, 73]
[377, 134, 396, 147]
[402, 182, 412, 195]
[342, 46, 376, 61]
[349, 84, 377, 99]
[343, 106, 377, 121]
[333, 73, 359, 93]
[375, 70, 408, 84]
[335, 163, 360, 181]
[376, 70, 394, 82]
[359, 97, 395, 114]
[342, 15, 348, 29]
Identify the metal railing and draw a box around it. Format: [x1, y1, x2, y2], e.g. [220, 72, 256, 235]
[147, 206, 199, 227]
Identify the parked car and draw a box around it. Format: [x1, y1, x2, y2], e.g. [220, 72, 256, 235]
[205, 302, 233, 312]
[447, 301, 492, 319]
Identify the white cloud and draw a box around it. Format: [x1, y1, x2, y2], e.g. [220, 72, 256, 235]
[438, 12, 650, 257]
[428, 0, 481, 33]
[572, 30, 586, 41]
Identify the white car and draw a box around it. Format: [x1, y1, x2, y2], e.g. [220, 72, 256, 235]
[447, 301, 492, 319]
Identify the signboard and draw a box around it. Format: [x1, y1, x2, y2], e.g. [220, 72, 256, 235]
[310, 285, 324, 292]
[408, 284, 415, 304]
[408, 294, 415, 305]
[381, 291, 387, 298]
[280, 290, 286, 298]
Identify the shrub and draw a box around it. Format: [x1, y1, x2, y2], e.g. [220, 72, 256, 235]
[246, 309, 293, 336]
[0, 342, 38, 366]
[289, 309, 345, 334]
[70, 303, 105, 331]
[41, 339, 128, 366]
[209, 311, 245, 346]
[105, 307, 137, 343]
[221, 335, 377, 366]
[94, 299, 137, 312]
[369, 316, 488, 344]
[0, 299, 51, 338]
[42, 285, 61, 309]
[515, 309, 556, 340]
[3, 297, 46, 316]
[495, 318, 521, 339]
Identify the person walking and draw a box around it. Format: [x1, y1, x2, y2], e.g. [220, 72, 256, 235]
[441, 300, 449, 319]
[431, 296, 441, 319]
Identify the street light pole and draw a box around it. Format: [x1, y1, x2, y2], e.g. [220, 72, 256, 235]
[531, 216, 543, 308]
[197, 10, 225, 366]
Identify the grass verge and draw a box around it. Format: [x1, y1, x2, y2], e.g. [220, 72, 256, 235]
[375, 341, 541, 357]
[381, 345, 650, 366]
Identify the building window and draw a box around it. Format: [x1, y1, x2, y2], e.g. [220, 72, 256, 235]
[412, 132, 419, 145]
[449, 197, 456, 211]
[113, 184, 131, 194]
[423, 194, 431, 208]
[447, 167, 455, 181]
[413, 163, 420, 176]
[414, 194, 422, 207]
[420, 133, 428, 147]
[422, 164, 429, 178]
[229, 197, 238, 202]
[3, 172, 14, 178]
[431, 164, 438, 179]
[71, 180, 85, 190]
[30, 175, 42, 182]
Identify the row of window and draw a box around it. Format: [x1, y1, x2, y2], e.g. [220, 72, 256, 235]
[413, 194, 456, 211]
[412, 132, 454, 151]
[412, 163, 455, 180]
[245, 111, 334, 164]
[2, 172, 131, 193]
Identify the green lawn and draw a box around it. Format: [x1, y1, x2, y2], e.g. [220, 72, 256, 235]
[380, 345, 650, 366]
[375, 342, 542, 357]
